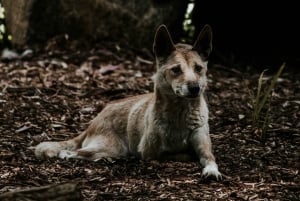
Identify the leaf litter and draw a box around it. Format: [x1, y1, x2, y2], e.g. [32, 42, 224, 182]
[0, 41, 299, 200]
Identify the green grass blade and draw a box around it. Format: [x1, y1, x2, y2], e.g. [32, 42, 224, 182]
[253, 70, 266, 122]
[257, 63, 285, 115]
[256, 70, 266, 104]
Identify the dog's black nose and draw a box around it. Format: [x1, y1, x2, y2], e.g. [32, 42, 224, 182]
[187, 83, 200, 95]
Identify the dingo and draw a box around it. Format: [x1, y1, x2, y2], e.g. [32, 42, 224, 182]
[35, 25, 221, 180]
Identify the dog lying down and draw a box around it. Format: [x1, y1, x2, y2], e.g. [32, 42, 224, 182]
[34, 24, 222, 180]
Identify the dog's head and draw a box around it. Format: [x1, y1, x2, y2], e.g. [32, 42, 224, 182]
[153, 25, 212, 99]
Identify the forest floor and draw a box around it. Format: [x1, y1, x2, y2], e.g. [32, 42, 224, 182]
[0, 41, 299, 200]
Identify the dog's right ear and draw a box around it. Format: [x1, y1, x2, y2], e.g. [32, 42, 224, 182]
[153, 25, 175, 61]
[192, 24, 213, 61]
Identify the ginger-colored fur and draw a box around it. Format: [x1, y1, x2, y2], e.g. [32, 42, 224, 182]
[35, 25, 221, 179]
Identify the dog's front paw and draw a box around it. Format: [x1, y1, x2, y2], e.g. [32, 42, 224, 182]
[202, 162, 222, 180]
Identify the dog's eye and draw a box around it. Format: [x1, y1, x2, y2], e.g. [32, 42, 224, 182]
[195, 65, 203, 73]
[171, 66, 182, 75]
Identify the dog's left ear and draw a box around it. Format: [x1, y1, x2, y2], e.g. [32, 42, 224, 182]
[192, 25, 213, 61]
[153, 24, 176, 61]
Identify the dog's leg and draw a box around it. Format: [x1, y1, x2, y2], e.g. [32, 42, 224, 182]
[191, 127, 222, 180]
[58, 148, 120, 161]
[59, 134, 128, 161]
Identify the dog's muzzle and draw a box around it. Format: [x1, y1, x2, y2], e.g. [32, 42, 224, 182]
[187, 83, 200, 98]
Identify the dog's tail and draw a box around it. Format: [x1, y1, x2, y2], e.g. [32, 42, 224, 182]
[34, 131, 87, 159]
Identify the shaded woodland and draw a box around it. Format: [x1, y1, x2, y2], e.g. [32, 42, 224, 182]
[0, 0, 299, 200]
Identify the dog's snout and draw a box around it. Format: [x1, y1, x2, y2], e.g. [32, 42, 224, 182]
[187, 83, 200, 95]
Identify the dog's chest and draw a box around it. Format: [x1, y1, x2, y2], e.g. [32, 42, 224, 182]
[158, 107, 205, 152]
[160, 126, 191, 152]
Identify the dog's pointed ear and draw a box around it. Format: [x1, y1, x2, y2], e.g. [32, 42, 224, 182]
[193, 25, 213, 61]
[153, 25, 176, 60]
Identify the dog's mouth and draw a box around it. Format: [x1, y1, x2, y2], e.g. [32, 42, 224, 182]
[174, 90, 200, 99]
[174, 88, 201, 99]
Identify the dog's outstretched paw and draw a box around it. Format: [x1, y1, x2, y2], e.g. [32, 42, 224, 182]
[202, 162, 222, 181]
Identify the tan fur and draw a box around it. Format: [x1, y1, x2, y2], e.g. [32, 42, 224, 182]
[34, 25, 221, 180]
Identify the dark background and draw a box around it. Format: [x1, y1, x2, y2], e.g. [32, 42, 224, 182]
[1, 0, 299, 70]
[192, 0, 299, 69]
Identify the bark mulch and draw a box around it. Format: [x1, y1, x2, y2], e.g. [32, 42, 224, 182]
[0, 41, 299, 200]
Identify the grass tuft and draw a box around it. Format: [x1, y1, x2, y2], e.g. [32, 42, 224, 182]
[251, 63, 286, 139]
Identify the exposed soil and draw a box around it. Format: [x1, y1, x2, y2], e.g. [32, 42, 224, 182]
[0, 41, 299, 200]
